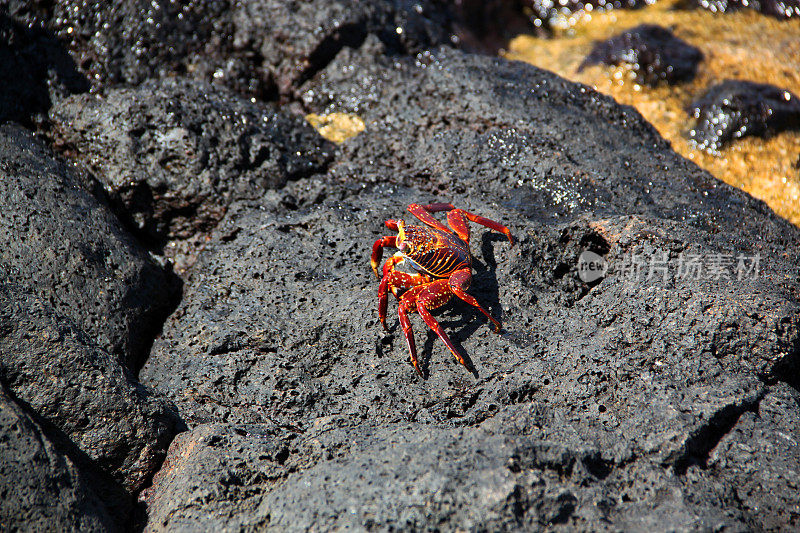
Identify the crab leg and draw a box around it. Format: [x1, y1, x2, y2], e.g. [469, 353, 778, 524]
[397, 285, 428, 376]
[448, 209, 513, 245]
[415, 280, 469, 369]
[381, 255, 423, 298]
[379, 269, 427, 329]
[448, 269, 501, 333]
[397, 280, 471, 375]
[408, 203, 513, 245]
[371, 235, 396, 277]
[406, 203, 453, 234]
[384, 219, 401, 231]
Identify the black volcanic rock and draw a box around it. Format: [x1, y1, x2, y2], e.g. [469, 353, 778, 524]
[0, 124, 177, 368]
[0, 124, 182, 493]
[688, 79, 800, 151]
[0, 385, 122, 532]
[7, 0, 452, 99]
[140, 43, 800, 530]
[450, 0, 656, 48]
[0, 281, 183, 492]
[0, 124, 183, 494]
[681, 0, 800, 19]
[579, 24, 703, 86]
[706, 383, 800, 529]
[302, 38, 788, 238]
[51, 77, 334, 256]
[448, 0, 541, 52]
[259, 422, 744, 531]
[140, 423, 300, 531]
[0, 12, 88, 125]
[2, 1, 799, 529]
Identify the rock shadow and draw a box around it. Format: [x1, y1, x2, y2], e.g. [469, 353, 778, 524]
[0, 14, 88, 125]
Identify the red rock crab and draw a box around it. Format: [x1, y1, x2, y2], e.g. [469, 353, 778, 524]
[371, 203, 513, 375]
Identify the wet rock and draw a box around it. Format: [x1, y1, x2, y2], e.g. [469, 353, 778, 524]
[51, 77, 334, 260]
[303, 40, 787, 238]
[688, 80, 800, 151]
[759, 0, 800, 17]
[0, 12, 87, 125]
[681, 0, 800, 19]
[141, 43, 800, 529]
[0, 385, 122, 532]
[0, 281, 183, 492]
[443, 0, 659, 52]
[0, 123, 177, 369]
[579, 24, 703, 86]
[448, 0, 654, 43]
[530, 0, 656, 26]
[451, 0, 656, 46]
[222, 0, 453, 97]
[8, 0, 452, 99]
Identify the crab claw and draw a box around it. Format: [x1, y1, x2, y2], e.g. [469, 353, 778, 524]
[371, 235, 396, 278]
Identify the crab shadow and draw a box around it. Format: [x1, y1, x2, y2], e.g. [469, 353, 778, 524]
[410, 232, 507, 378]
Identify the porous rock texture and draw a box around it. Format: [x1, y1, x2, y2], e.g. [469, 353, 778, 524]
[2, 1, 800, 530]
[0, 125, 181, 516]
[51, 77, 334, 258]
[706, 383, 800, 530]
[8, 0, 452, 99]
[0, 280, 183, 493]
[0, 124, 176, 368]
[0, 384, 124, 531]
[139, 40, 800, 530]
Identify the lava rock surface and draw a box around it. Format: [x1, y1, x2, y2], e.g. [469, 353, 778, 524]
[0, 385, 125, 531]
[2, 2, 800, 531]
[8, 0, 452, 99]
[0, 12, 87, 125]
[688, 79, 800, 151]
[0, 281, 183, 492]
[0, 124, 183, 495]
[579, 24, 703, 86]
[706, 383, 800, 529]
[140, 42, 800, 530]
[141, 422, 307, 532]
[443, 0, 659, 52]
[51, 77, 334, 258]
[0, 124, 177, 367]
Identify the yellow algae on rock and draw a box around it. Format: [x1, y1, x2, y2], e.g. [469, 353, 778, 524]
[305, 112, 365, 144]
[502, 0, 800, 226]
